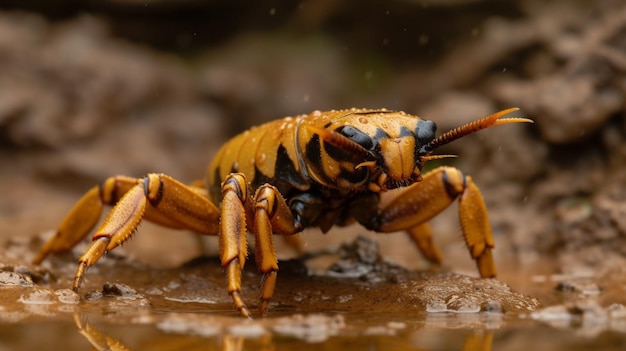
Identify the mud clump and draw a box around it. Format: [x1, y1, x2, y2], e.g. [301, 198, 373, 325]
[407, 273, 540, 314]
[101, 282, 143, 299]
[326, 235, 404, 282]
[0, 270, 35, 287]
[531, 300, 626, 337]
[0, 262, 54, 286]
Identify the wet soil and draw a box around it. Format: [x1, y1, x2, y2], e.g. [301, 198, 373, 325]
[2, 1, 626, 350]
[2, 233, 625, 350]
[0, 235, 547, 350]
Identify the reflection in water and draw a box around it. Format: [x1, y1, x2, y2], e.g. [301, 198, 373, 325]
[463, 331, 493, 351]
[72, 312, 494, 351]
[74, 313, 130, 351]
[221, 334, 244, 351]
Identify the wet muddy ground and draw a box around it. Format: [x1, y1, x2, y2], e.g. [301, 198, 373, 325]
[1, 233, 625, 350]
[2, 1, 626, 350]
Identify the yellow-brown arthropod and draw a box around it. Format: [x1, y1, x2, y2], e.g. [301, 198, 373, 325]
[34, 108, 532, 318]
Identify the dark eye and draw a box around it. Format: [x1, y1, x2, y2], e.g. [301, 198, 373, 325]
[415, 120, 436, 146]
[337, 126, 374, 150]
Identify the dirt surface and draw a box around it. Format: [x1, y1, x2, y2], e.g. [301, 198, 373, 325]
[1, 1, 626, 350]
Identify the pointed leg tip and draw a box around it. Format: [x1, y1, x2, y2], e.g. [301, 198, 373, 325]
[32, 252, 47, 265]
[240, 307, 253, 319]
[259, 299, 272, 317]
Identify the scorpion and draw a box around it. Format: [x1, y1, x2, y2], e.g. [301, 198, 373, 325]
[33, 107, 532, 318]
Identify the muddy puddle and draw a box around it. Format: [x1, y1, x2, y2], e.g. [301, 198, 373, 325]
[1, 235, 625, 350]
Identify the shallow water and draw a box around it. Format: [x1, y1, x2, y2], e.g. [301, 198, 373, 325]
[1, 236, 625, 351]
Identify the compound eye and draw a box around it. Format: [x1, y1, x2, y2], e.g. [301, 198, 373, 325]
[337, 126, 374, 150]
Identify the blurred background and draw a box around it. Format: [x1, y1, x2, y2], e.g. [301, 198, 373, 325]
[2, 1, 626, 350]
[0, 0, 625, 291]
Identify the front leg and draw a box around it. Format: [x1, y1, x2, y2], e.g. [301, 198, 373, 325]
[370, 166, 496, 278]
[220, 174, 300, 317]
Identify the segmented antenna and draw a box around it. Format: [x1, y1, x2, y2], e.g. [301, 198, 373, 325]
[425, 108, 532, 152]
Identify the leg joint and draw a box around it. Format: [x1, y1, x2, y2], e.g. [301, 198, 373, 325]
[254, 185, 278, 217]
[143, 174, 164, 206]
[222, 174, 247, 200]
[442, 167, 467, 198]
[100, 177, 119, 205]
